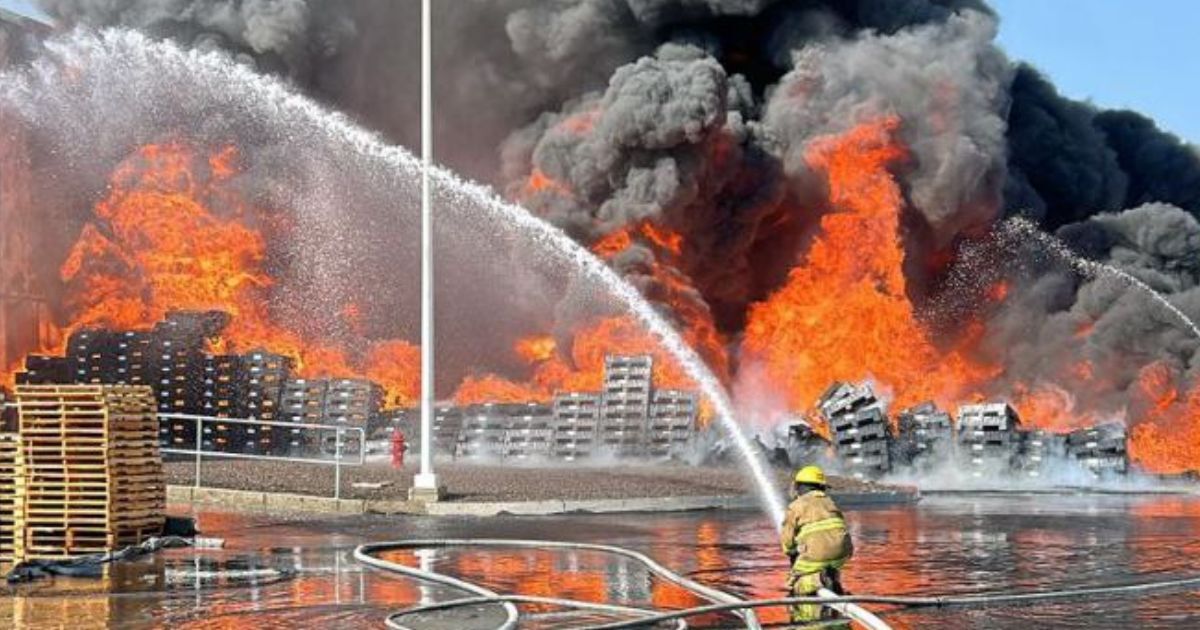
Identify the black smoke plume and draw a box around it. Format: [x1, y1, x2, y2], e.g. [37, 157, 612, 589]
[24, 0, 1200, 445]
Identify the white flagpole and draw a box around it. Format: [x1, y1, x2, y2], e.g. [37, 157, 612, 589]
[413, 0, 439, 498]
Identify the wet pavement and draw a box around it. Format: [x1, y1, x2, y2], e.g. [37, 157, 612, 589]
[3, 492, 1200, 628]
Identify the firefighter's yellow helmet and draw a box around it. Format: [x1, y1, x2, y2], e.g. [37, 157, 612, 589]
[794, 465, 826, 486]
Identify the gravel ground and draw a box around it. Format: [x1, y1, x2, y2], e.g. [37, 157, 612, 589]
[165, 457, 897, 502]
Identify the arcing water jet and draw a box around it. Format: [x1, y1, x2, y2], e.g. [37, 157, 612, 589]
[0, 28, 786, 524]
[1001, 217, 1200, 342]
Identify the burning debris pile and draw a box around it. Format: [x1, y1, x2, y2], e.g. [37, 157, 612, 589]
[432, 355, 699, 462]
[816, 381, 1130, 482]
[3, 1, 1200, 478]
[819, 382, 892, 478]
[894, 402, 954, 471]
[956, 403, 1023, 476]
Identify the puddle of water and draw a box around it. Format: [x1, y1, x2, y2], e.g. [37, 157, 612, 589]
[3, 493, 1199, 628]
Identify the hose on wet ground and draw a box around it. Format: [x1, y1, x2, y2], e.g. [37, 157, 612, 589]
[582, 572, 1200, 629]
[353, 539, 887, 630]
[5, 536, 195, 583]
[355, 539, 1200, 630]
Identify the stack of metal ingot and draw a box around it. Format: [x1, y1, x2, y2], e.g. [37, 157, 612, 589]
[894, 402, 954, 468]
[424, 355, 699, 462]
[202, 355, 244, 419]
[192, 354, 242, 453]
[1065, 423, 1128, 475]
[65, 329, 112, 385]
[956, 403, 1022, 476]
[456, 404, 517, 458]
[150, 313, 222, 418]
[0, 432, 16, 561]
[599, 355, 653, 457]
[12, 385, 164, 561]
[1015, 429, 1067, 478]
[551, 392, 600, 461]
[16, 355, 71, 386]
[432, 405, 465, 453]
[280, 378, 329, 452]
[240, 352, 293, 454]
[324, 379, 383, 427]
[645, 389, 697, 458]
[501, 403, 555, 460]
[820, 382, 892, 478]
[114, 331, 153, 388]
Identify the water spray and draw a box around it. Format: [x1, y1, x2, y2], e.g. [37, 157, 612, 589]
[1002, 217, 1200, 341]
[0, 27, 785, 525]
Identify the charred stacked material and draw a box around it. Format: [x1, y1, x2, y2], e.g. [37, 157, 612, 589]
[956, 403, 1023, 476]
[819, 382, 892, 478]
[0, 432, 16, 561]
[599, 355, 653, 457]
[17, 355, 71, 386]
[432, 405, 466, 453]
[13, 311, 391, 457]
[551, 392, 600, 460]
[894, 402, 954, 469]
[13, 385, 164, 561]
[196, 353, 245, 452]
[501, 404, 555, 461]
[646, 389, 698, 458]
[432, 355, 698, 462]
[454, 402, 553, 459]
[0, 389, 14, 431]
[1065, 423, 1128, 476]
[238, 351, 292, 454]
[280, 378, 328, 452]
[781, 421, 829, 467]
[1015, 429, 1067, 478]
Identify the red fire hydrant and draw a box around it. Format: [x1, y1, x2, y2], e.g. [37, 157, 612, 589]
[390, 428, 406, 469]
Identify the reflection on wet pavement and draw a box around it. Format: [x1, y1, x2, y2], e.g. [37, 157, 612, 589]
[3, 493, 1200, 628]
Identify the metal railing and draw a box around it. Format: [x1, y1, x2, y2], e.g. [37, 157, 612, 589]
[2, 402, 366, 499]
[159, 413, 366, 500]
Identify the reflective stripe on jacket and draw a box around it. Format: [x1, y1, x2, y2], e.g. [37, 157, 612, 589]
[780, 490, 853, 574]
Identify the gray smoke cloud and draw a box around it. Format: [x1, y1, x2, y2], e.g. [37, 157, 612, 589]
[501, 42, 789, 329]
[972, 204, 1200, 421]
[37, 0, 354, 80]
[764, 10, 1011, 244]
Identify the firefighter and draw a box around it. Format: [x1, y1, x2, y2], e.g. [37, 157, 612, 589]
[780, 465, 853, 624]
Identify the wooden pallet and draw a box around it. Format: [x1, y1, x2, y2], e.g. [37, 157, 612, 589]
[0, 433, 18, 562]
[13, 385, 165, 561]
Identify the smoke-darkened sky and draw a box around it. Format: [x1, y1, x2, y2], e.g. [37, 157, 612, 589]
[4, 0, 1196, 145]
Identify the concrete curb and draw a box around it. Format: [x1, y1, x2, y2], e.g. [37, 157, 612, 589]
[167, 485, 919, 516]
[167, 485, 366, 514]
[414, 494, 759, 516]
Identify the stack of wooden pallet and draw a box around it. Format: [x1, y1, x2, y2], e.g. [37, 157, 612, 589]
[0, 433, 17, 562]
[13, 385, 164, 561]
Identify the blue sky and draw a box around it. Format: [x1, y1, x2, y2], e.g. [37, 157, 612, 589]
[991, 0, 1198, 144]
[1, 0, 1194, 144]
[0, 0, 47, 22]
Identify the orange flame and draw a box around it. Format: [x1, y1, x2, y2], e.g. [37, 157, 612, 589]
[590, 220, 729, 382]
[523, 168, 573, 198]
[453, 317, 705, 415]
[743, 117, 998, 414]
[1127, 362, 1200, 474]
[515, 335, 557, 363]
[11, 142, 422, 408]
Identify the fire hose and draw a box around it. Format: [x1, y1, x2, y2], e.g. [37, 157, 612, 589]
[354, 539, 1200, 629]
[353, 539, 889, 630]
